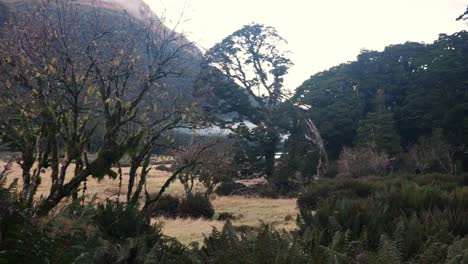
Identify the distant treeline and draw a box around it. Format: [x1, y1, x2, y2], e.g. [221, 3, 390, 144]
[293, 31, 468, 169]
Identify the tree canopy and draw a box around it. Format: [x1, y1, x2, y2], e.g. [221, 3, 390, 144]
[294, 31, 468, 163]
[206, 23, 293, 182]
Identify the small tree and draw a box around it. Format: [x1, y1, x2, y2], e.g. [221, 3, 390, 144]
[173, 139, 235, 197]
[173, 142, 206, 194]
[337, 145, 390, 178]
[198, 142, 235, 197]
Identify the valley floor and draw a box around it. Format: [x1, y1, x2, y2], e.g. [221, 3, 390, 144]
[0, 160, 297, 244]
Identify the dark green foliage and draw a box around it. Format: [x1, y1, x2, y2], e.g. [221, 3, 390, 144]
[281, 108, 322, 183]
[93, 201, 152, 241]
[296, 174, 468, 262]
[0, 198, 199, 264]
[217, 212, 237, 221]
[150, 194, 180, 218]
[215, 182, 247, 196]
[199, 221, 311, 264]
[355, 111, 402, 155]
[151, 193, 219, 219]
[206, 23, 293, 183]
[0, 198, 96, 263]
[3, 171, 468, 263]
[294, 31, 468, 168]
[179, 193, 215, 219]
[297, 179, 373, 210]
[256, 184, 281, 198]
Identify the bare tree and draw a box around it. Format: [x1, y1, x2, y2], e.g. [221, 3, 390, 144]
[0, 0, 201, 213]
[173, 139, 235, 197]
[337, 145, 390, 178]
[198, 142, 235, 197]
[142, 141, 214, 211]
[304, 118, 329, 180]
[406, 130, 457, 174]
[173, 142, 205, 194]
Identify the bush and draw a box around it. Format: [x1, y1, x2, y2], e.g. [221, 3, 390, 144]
[408, 173, 463, 191]
[296, 174, 468, 262]
[404, 129, 457, 174]
[179, 193, 215, 219]
[173, 140, 236, 197]
[258, 185, 281, 198]
[150, 194, 180, 218]
[337, 145, 390, 177]
[215, 182, 247, 196]
[297, 179, 373, 210]
[217, 212, 237, 221]
[200, 222, 311, 263]
[94, 201, 150, 241]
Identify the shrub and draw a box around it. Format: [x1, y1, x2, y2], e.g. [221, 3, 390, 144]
[337, 145, 390, 177]
[215, 182, 247, 196]
[198, 142, 236, 197]
[258, 185, 280, 198]
[409, 173, 463, 191]
[297, 179, 373, 210]
[296, 175, 468, 262]
[179, 193, 214, 219]
[404, 129, 457, 174]
[200, 221, 311, 263]
[93, 201, 151, 241]
[173, 140, 236, 197]
[150, 194, 180, 218]
[217, 212, 237, 221]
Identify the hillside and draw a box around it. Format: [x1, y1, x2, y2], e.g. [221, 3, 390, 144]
[0, 0, 203, 89]
[1, 0, 149, 19]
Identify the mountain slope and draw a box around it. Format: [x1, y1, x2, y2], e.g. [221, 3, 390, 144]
[1, 0, 148, 19]
[0, 0, 203, 82]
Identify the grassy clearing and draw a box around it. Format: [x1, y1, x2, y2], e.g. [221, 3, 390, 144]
[157, 196, 297, 244]
[0, 160, 297, 244]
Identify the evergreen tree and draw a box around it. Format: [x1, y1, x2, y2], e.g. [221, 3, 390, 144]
[355, 111, 402, 155]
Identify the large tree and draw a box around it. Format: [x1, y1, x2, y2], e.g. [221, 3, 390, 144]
[294, 31, 468, 170]
[206, 23, 292, 182]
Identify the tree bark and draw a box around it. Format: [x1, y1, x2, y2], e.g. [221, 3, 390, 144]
[304, 118, 328, 180]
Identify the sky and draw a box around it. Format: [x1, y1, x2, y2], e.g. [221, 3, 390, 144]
[144, 0, 467, 90]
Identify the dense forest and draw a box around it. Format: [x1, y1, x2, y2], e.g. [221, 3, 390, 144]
[0, 1, 467, 263]
[294, 31, 468, 161]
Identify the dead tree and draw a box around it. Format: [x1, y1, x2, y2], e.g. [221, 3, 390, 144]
[304, 118, 329, 180]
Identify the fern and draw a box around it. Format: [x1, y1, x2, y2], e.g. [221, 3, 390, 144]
[378, 234, 401, 264]
[445, 236, 468, 264]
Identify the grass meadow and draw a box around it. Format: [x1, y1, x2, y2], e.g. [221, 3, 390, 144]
[0, 159, 297, 244]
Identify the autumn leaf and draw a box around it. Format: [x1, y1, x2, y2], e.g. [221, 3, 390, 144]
[86, 85, 95, 96]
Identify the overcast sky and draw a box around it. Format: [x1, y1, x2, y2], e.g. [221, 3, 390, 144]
[144, 0, 467, 90]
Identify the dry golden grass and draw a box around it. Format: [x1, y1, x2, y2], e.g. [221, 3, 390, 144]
[156, 217, 225, 245]
[0, 161, 188, 200]
[0, 159, 297, 244]
[156, 196, 297, 245]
